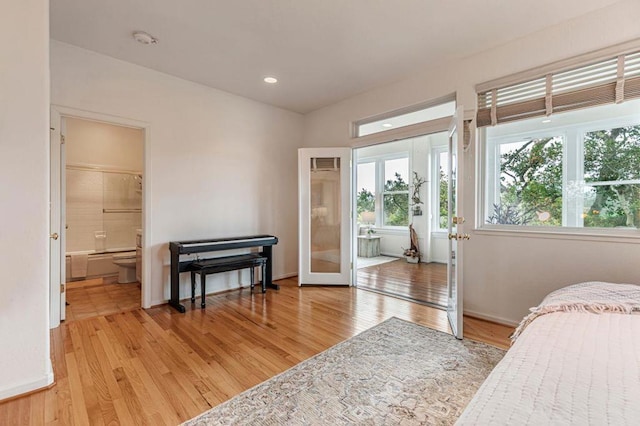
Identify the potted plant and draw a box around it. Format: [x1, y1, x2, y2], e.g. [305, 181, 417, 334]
[402, 224, 420, 263]
[411, 172, 426, 216]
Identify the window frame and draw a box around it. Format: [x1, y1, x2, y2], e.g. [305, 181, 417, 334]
[479, 105, 640, 238]
[431, 145, 449, 232]
[357, 152, 411, 230]
[353, 95, 456, 138]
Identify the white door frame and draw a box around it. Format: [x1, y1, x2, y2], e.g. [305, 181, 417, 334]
[351, 148, 359, 286]
[49, 105, 152, 327]
[50, 111, 63, 328]
[446, 106, 465, 339]
[298, 148, 352, 285]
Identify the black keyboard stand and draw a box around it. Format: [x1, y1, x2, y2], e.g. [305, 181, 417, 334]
[168, 235, 279, 312]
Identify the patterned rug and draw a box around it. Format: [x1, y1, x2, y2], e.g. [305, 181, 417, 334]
[183, 317, 505, 425]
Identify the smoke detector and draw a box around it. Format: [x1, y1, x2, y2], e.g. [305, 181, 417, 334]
[132, 31, 158, 45]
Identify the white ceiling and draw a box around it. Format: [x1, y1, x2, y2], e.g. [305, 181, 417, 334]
[50, 0, 622, 114]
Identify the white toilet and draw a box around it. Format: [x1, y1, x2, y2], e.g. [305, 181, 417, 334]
[113, 251, 138, 283]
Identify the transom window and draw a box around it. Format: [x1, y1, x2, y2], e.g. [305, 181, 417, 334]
[356, 100, 455, 137]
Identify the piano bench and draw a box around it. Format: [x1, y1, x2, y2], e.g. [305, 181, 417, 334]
[189, 253, 268, 308]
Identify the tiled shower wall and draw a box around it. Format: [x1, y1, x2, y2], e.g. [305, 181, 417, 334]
[66, 169, 142, 253]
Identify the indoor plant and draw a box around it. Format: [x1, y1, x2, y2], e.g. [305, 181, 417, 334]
[411, 171, 427, 216]
[402, 224, 420, 263]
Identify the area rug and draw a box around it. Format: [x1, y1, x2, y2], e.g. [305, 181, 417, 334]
[183, 317, 504, 425]
[357, 255, 399, 269]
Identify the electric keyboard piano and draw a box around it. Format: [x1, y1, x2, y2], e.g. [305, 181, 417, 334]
[169, 234, 278, 312]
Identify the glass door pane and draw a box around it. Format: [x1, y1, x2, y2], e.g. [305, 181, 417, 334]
[447, 106, 465, 340]
[310, 158, 341, 273]
[298, 148, 351, 286]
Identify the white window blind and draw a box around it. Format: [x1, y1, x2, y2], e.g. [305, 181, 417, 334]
[477, 50, 640, 127]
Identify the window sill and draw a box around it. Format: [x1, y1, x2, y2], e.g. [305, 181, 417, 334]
[474, 225, 640, 244]
[372, 227, 409, 236]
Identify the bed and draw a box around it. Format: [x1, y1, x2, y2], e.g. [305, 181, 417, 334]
[457, 281, 640, 425]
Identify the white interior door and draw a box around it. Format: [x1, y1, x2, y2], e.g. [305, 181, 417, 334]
[60, 121, 66, 321]
[298, 148, 352, 285]
[447, 106, 465, 339]
[49, 109, 65, 327]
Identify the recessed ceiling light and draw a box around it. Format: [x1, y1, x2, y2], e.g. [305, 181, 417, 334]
[542, 119, 552, 123]
[382, 123, 393, 128]
[264, 77, 278, 84]
[132, 31, 158, 45]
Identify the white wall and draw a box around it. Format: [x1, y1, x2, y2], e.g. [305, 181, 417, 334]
[66, 117, 144, 170]
[428, 132, 448, 263]
[410, 136, 430, 260]
[304, 0, 640, 324]
[0, 0, 53, 399]
[51, 41, 304, 306]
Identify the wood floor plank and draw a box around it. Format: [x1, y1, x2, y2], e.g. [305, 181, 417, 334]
[67, 323, 104, 426]
[64, 353, 90, 425]
[110, 398, 136, 426]
[112, 366, 146, 426]
[28, 391, 45, 426]
[66, 278, 140, 322]
[358, 260, 448, 306]
[0, 277, 512, 424]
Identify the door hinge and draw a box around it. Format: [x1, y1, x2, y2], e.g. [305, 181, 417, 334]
[61, 134, 66, 144]
[60, 283, 65, 293]
[452, 216, 465, 225]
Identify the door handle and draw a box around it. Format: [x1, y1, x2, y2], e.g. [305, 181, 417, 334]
[50, 233, 59, 240]
[448, 233, 470, 240]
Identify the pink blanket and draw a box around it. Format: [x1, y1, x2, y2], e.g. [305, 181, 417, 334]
[511, 281, 640, 341]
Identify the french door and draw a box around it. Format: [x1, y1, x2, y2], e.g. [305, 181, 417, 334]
[50, 109, 66, 327]
[447, 106, 465, 339]
[298, 148, 352, 285]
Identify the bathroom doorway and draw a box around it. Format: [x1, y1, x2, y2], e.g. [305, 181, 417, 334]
[50, 109, 147, 324]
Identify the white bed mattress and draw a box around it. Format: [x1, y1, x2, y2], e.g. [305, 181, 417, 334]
[457, 311, 640, 424]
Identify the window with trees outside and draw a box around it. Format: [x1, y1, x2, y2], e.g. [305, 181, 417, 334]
[484, 98, 640, 230]
[357, 155, 410, 228]
[479, 48, 640, 234]
[432, 147, 449, 230]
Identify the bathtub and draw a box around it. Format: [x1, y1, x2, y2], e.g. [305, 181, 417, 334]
[65, 248, 135, 281]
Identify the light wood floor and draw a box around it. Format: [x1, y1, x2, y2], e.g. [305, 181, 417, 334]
[0, 278, 512, 425]
[66, 277, 141, 322]
[358, 260, 448, 307]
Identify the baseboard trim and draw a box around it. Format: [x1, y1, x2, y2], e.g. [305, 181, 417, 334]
[273, 272, 298, 280]
[150, 272, 300, 308]
[0, 358, 54, 402]
[463, 309, 520, 327]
